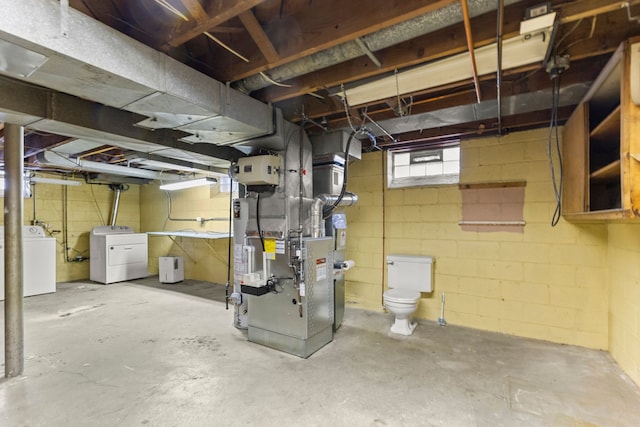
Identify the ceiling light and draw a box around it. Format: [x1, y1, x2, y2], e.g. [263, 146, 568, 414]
[338, 22, 555, 106]
[159, 177, 217, 191]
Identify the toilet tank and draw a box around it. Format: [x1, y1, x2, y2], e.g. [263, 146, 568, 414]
[387, 254, 433, 292]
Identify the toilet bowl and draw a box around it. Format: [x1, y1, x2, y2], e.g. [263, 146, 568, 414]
[384, 254, 433, 336]
[383, 288, 421, 335]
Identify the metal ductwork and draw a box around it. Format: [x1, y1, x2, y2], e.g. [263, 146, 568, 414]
[0, 74, 247, 174]
[311, 193, 358, 238]
[233, 0, 521, 94]
[35, 151, 180, 181]
[0, 0, 273, 146]
[108, 184, 127, 227]
[366, 82, 591, 137]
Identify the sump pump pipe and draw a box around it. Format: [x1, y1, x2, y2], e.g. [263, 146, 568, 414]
[311, 193, 358, 238]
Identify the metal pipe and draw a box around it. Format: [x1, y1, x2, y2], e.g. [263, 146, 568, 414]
[458, 220, 525, 226]
[311, 193, 358, 238]
[109, 187, 122, 226]
[496, 0, 505, 134]
[4, 123, 24, 378]
[461, 0, 482, 103]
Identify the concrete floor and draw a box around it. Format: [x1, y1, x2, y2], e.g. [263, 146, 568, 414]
[1, 279, 639, 427]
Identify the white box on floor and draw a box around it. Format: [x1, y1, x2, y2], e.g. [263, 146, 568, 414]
[159, 256, 184, 283]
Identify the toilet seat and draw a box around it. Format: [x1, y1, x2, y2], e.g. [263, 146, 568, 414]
[383, 288, 421, 303]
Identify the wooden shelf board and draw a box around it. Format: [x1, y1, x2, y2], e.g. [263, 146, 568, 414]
[563, 208, 630, 222]
[590, 104, 621, 142]
[590, 159, 621, 181]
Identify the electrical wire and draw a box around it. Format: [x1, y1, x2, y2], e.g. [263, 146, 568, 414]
[560, 16, 597, 56]
[548, 74, 563, 227]
[89, 183, 106, 225]
[341, 85, 359, 134]
[256, 193, 265, 251]
[555, 18, 583, 50]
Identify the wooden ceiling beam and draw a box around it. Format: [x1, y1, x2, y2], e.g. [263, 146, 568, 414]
[167, 0, 267, 47]
[223, 0, 457, 81]
[23, 133, 75, 158]
[557, 0, 640, 23]
[256, 0, 536, 103]
[255, 0, 640, 104]
[179, 0, 210, 23]
[274, 11, 636, 121]
[238, 10, 280, 63]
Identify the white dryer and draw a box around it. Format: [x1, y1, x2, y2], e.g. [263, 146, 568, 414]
[0, 225, 57, 300]
[90, 226, 148, 284]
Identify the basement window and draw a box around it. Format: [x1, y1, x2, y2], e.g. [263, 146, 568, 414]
[387, 144, 460, 188]
[219, 176, 238, 193]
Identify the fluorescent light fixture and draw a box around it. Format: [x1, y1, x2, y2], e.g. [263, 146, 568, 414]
[31, 176, 81, 186]
[339, 25, 554, 106]
[159, 177, 217, 191]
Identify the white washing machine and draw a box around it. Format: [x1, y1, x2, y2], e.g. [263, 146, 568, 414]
[90, 226, 148, 284]
[0, 226, 57, 300]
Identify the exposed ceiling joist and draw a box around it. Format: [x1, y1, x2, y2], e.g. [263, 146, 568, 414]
[253, 0, 534, 103]
[178, 0, 210, 23]
[167, 0, 268, 47]
[223, 0, 458, 81]
[557, 0, 640, 23]
[1, 0, 639, 177]
[239, 10, 280, 63]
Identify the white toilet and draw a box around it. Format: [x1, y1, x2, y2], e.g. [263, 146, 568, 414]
[384, 254, 433, 335]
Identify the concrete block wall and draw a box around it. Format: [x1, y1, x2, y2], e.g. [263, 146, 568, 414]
[140, 182, 234, 284]
[1, 174, 141, 282]
[344, 128, 610, 350]
[608, 224, 640, 385]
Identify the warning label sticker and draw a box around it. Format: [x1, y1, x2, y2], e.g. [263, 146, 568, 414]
[316, 258, 327, 281]
[264, 239, 276, 253]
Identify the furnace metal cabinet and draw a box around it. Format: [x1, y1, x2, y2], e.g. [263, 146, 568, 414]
[90, 226, 148, 284]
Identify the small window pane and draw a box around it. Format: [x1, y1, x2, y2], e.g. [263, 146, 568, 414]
[443, 146, 460, 161]
[426, 162, 444, 176]
[410, 163, 427, 176]
[443, 160, 459, 174]
[394, 165, 410, 178]
[395, 152, 410, 166]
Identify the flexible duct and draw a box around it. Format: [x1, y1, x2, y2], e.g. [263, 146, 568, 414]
[311, 193, 358, 238]
[108, 184, 129, 226]
[110, 187, 121, 226]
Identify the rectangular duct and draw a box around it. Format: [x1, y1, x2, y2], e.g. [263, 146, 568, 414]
[0, 0, 273, 146]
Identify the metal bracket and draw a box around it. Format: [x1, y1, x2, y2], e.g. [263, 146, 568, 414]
[355, 38, 382, 68]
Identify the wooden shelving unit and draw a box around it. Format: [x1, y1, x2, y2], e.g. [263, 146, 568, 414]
[562, 37, 640, 221]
